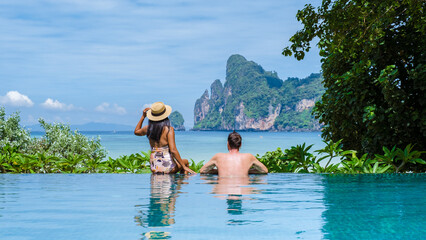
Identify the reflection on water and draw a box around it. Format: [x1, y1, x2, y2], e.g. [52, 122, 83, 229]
[227, 196, 243, 215]
[201, 175, 266, 225]
[135, 174, 190, 239]
[5, 174, 422, 239]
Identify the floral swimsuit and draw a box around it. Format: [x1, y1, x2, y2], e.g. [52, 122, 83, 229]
[150, 146, 177, 173]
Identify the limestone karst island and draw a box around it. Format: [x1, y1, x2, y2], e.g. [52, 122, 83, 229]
[193, 54, 324, 131]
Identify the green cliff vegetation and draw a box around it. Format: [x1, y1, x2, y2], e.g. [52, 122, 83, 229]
[169, 111, 185, 131]
[283, 0, 426, 171]
[193, 55, 324, 131]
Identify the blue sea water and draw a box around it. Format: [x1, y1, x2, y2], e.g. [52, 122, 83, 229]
[47, 131, 325, 161]
[0, 174, 424, 240]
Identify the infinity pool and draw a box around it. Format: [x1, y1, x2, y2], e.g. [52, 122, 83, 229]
[0, 174, 425, 239]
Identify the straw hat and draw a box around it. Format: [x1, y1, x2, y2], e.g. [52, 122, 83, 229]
[146, 102, 172, 121]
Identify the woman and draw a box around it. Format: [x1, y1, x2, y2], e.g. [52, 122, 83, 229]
[134, 102, 195, 174]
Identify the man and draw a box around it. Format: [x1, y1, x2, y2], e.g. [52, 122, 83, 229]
[200, 131, 268, 177]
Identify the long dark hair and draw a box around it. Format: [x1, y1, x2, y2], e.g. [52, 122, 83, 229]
[147, 118, 171, 142]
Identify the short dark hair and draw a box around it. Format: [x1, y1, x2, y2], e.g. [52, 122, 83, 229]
[228, 131, 242, 149]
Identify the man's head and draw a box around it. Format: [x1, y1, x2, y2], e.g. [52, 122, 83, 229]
[227, 131, 242, 150]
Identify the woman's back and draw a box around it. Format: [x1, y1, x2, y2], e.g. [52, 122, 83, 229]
[149, 126, 171, 148]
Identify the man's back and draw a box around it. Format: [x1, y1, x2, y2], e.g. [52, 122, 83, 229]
[200, 151, 268, 177]
[213, 152, 256, 177]
[199, 131, 268, 177]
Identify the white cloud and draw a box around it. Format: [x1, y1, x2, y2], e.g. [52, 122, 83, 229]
[0, 91, 34, 107]
[41, 98, 75, 111]
[95, 102, 127, 115]
[142, 103, 153, 109]
[137, 103, 153, 114]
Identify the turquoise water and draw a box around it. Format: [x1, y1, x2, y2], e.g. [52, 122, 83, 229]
[33, 131, 324, 161]
[0, 174, 424, 239]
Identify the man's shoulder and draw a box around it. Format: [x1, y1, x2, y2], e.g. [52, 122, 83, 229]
[213, 152, 227, 157]
[241, 152, 256, 157]
[241, 153, 257, 161]
[211, 152, 227, 159]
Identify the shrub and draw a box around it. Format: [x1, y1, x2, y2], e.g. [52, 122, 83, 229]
[0, 107, 32, 151]
[31, 119, 107, 160]
[0, 108, 107, 160]
[257, 140, 425, 174]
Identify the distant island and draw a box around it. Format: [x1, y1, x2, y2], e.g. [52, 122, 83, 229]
[25, 110, 186, 132]
[193, 54, 324, 131]
[26, 122, 134, 132]
[169, 111, 185, 131]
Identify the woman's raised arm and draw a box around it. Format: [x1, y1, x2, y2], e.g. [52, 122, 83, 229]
[134, 108, 150, 136]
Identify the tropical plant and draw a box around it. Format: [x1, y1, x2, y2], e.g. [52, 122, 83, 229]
[26, 153, 59, 173]
[117, 155, 139, 173]
[337, 152, 394, 174]
[257, 148, 292, 173]
[361, 160, 392, 174]
[14, 155, 39, 173]
[56, 154, 87, 173]
[115, 152, 150, 173]
[257, 144, 317, 173]
[394, 144, 426, 172]
[189, 159, 205, 173]
[85, 157, 104, 173]
[283, 0, 426, 169]
[103, 157, 120, 173]
[374, 144, 426, 173]
[285, 143, 316, 173]
[338, 152, 370, 174]
[312, 139, 355, 173]
[0, 144, 20, 173]
[311, 162, 340, 173]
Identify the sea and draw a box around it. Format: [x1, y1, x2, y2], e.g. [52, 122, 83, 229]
[33, 131, 324, 162]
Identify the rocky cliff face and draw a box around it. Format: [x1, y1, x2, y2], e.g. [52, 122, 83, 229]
[234, 102, 282, 130]
[193, 54, 324, 131]
[296, 99, 316, 112]
[194, 90, 210, 124]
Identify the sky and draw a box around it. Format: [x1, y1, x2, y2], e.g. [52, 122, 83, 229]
[0, 0, 322, 129]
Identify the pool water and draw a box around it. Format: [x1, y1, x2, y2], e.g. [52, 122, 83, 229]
[0, 174, 425, 240]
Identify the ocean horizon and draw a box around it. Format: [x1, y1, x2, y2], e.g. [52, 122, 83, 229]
[32, 131, 325, 163]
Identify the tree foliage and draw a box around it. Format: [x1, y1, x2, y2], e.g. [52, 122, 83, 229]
[283, 0, 426, 167]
